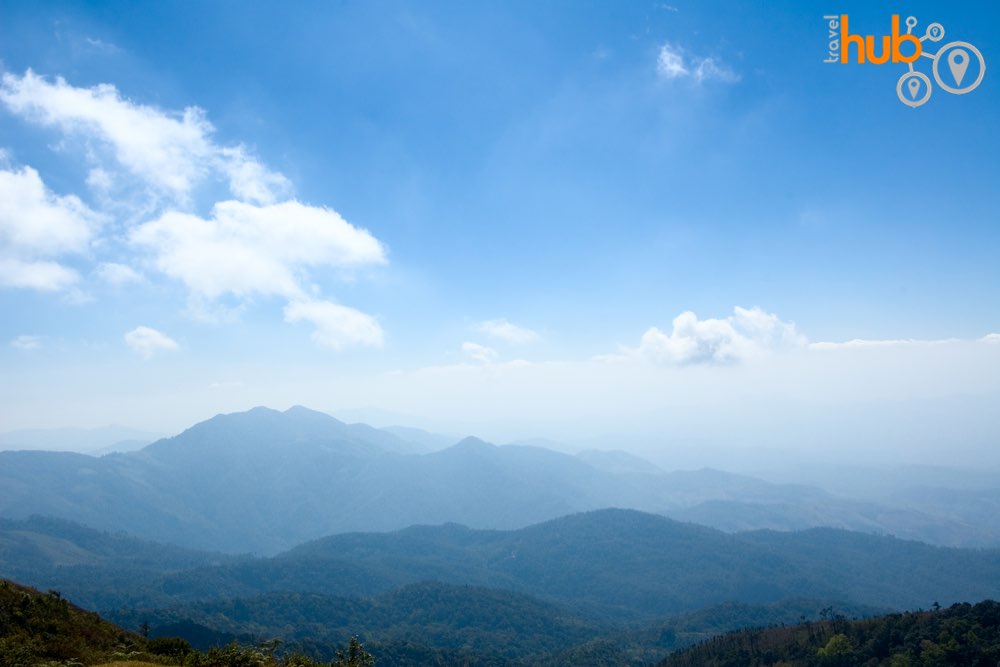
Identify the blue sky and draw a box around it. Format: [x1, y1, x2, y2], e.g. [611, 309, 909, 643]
[1, 1, 998, 464]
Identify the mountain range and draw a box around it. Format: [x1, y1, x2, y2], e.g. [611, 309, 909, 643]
[1, 406, 998, 553]
[3, 407, 1000, 664]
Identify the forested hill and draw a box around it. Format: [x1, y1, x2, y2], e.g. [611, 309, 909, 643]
[660, 600, 1000, 667]
[0, 578, 145, 665]
[5, 509, 1000, 621]
[0, 578, 377, 667]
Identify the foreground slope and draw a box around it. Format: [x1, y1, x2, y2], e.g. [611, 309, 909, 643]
[0, 578, 146, 665]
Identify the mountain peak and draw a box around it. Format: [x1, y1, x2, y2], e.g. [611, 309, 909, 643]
[140, 405, 355, 460]
[450, 436, 495, 452]
[283, 405, 343, 423]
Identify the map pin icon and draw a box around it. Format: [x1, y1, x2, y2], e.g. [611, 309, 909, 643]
[948, 49, 970, 87]
[907, 77, 921, 100]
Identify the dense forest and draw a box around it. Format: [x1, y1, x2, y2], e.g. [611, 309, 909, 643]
[4, 576, 1000, 667]
[7, 511, 999, 621]
[661, 600, 1000, 667]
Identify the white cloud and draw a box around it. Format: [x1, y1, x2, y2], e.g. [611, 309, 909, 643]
[632, 306, 805, 365]
[124, 325, 179, 358]
[656, 42, 739, 84]
[94, 262, 143, 285]
[284, 299, 384, 350]
[1, 70, 386, 349]
[474, 318, 539, 344]
[0, 70, 290, 205]
[86, 167, 113, 192]
[219, 146, 292, 205]
[130, 199, 386, 301]
[0, 166, 101, 290]
[657, 43, 690, 79]
[462, 341, 498, 364]
[83, 37, 122, 55]
[10, 334, 41, 350]
[0, 258, 79, 291]
[693, 57, 740, 84]
[981, 333, 1000, 344]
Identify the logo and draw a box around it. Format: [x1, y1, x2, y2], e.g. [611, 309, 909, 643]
[824, 14, 985, 108]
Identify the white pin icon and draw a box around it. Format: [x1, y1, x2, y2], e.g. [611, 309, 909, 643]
[948, 49, 970, 86]
[907, 78, 921, 100]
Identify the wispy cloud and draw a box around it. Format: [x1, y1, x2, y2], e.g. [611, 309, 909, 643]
[474, 318, 539, 345]
[95, 262, 143, 285]
[657, 41, 739, 84]
[124, 326, 179, 358]
[284, 299, 384, 350]
[462, 341, 498, 364]
[83, 37, 122, 55]
[10, 334, 41, 350]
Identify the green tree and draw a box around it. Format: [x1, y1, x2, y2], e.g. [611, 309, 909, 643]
[331, 637, 374, 667]
[889, 653, 913, 667]
[817, 633, 853, 657]
[817, 633, 855, 666]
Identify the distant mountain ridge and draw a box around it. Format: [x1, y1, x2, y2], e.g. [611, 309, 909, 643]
[1, 405, 997, 553]
[5, 509, 998, 624]
[0, 424, 160, 454]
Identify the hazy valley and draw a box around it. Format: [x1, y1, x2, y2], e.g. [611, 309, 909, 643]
[2, 406, 1000, 664]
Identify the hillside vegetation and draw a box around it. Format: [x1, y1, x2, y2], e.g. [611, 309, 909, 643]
[6, 574, 999, 667]
[0, 578, 145, 666]
[0, 578, 375, 667]
[660, 599, 1000, 666]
